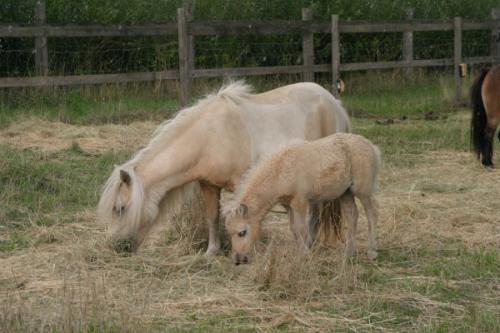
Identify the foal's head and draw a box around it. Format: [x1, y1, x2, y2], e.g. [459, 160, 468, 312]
[224, 203, 261, 265]
[98, 166, 159, 253]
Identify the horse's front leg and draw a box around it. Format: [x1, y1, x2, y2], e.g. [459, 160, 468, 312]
[200, 182, 221, 256]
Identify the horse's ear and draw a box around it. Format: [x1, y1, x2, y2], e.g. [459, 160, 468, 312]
[120, 169, 131, 185]
[238, 204, 248, 217]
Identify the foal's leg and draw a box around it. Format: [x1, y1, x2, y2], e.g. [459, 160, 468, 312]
[289, 198, 313, 250]
[358, 195, 378, 260]
[200, 182, 221, 256]
[340, 191, 358, 258]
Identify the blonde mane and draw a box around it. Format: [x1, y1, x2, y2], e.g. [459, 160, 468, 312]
[222, 146, 284, 220]
[127, 80, 253, 166]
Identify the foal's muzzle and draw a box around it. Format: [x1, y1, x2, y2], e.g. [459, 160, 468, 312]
[233, 253, 250, 265]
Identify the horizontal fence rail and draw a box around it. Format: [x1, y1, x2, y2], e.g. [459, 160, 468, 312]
[1, 0, 500, 106]
[2, 20, 500, 37]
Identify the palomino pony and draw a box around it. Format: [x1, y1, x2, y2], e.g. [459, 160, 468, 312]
[471, 64, 500, 167]
[98, 81, 351, 253]
[223, 133, 381, 265]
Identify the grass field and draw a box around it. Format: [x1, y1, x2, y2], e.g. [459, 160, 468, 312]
[0, 74, 499, 332]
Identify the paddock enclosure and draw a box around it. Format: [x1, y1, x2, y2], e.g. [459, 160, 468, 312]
[1, 1, 500, 332]
[1, 107, 499, 332]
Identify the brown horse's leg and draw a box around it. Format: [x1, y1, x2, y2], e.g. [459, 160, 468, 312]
[482, 126, 496, 167]
[200, 182, 221, 256]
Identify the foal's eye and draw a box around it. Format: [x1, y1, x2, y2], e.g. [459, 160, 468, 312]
[238, 230, 247, 237]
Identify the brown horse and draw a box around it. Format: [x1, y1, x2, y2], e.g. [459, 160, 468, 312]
[471, 65, 500, 167]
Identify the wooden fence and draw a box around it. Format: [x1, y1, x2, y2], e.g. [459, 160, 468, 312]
[1, 0, 500, 105]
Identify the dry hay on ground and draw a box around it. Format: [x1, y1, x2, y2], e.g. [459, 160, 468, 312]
[0, 120, 499, 332]
[0, 119, 158, 152]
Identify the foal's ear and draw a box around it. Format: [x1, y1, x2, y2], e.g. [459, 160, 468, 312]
[120, 170, 131, 185]
[238, 204, 248, 217]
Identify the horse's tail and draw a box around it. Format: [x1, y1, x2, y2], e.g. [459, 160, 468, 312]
[310, 200, 344, 247]
[470, 68, 490, 159]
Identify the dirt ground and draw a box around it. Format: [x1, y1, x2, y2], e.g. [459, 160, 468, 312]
[0, 119, 499, 332]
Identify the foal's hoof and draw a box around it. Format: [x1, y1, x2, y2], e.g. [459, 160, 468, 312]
[367, 250, 378, 261]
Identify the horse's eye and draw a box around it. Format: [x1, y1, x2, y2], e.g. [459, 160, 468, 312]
[238, 230, 247, 237]
[114, 206, 125, 215]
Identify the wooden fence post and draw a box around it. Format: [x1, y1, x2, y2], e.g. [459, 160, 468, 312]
[331, 14, 340, 97]
[177, 7, 190, 106]
[491, 8, 500, 62]
[183, 0, 195, 71]
[34, 0, 48, 77]
[454, 17, 462, 105]
[403, 8, 414, 80]
[302, 8, 314, 82]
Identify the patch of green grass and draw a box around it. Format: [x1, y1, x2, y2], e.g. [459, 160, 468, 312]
[344, 80, 448, 118]
[341, 69, 475, 118]
[0, 145, 129, 232]
[352, 113, 474, 167]
[151, 312, 261, 333]
[0, 233, 31, 252]
[414, 280, 476, 303]
[0, 84, 179, 128]
[423, 248, 499, 280]
[422, 305, 500, 333]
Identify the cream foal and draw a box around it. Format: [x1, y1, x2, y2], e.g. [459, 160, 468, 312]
[224, 133, 381, 264]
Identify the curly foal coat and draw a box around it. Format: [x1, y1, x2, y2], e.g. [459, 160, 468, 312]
[225, 133, 381, 264]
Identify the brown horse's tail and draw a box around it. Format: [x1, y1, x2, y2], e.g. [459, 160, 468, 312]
[470, 68, 490, 160]
[309, 199, 344, 247]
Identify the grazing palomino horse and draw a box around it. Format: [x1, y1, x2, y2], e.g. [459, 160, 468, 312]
[223, 133, 381, 265]
[471, 65, 500, 167]
[98, 81, 351, 253]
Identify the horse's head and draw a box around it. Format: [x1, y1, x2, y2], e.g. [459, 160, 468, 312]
[98, 166, 159, 253]
[224, 203, 260, 265]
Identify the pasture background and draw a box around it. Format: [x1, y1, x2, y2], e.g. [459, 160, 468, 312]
[1, 71, 499, 332]
[1, 1, 500, 332]
[1, 0, 498, 77]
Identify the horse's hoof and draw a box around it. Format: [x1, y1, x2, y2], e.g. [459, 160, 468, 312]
[204, 248, 220, 256]
[344, 246, 355, 258]
[367, 250, 378, 261]
[485, 165, 494, 171]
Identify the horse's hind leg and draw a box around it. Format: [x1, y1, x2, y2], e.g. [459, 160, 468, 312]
[358, 195, 378, 260]
[200, 182, 221, 256]
[482, 126, 496, 167]
[340, 191, 358, 258]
